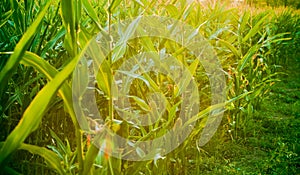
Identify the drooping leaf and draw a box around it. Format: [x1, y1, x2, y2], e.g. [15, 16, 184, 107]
[128, 95, 150, 111]
[219, 39, 241, 59]
[20, 52, 88, 130]
[0, 142, 64, 174]
[0, 44, 88, 164]
[19, 143, 64, 175]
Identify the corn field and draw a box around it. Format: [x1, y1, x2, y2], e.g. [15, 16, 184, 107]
[0, 0, 299, 174]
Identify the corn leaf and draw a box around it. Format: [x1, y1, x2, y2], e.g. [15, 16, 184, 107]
[129, 95, 150, 111]
[108, 0, 122, 13]
[83, 143, 100, 174]
[0, 0, 52, 97]
[96, 59, 112, 97]
[20, 52, 89, 130]
[0, 48, 84, 164]
[0, 142, 64, 174]
[41, 28, 66, 58]
[218, 39, 241, 59]
[3, 166, 22, 175]
[238, 11, 250, 34]
[82, 0, 103, 30]
[242, 14, 269, 43]
[60, 0, 76, 56]
[188, 59, 199, 76]
[238, 44, 258, 72]
[0, 10, 14, 28]
[112, 16, 141, 62]
[19, 143, 64, 175]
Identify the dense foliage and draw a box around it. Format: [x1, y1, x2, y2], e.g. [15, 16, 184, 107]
[0, 0, 299, 174]
[249, 0, 300, 8]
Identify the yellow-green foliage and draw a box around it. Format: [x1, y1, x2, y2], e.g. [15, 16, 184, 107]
[0, 0, 299, 174]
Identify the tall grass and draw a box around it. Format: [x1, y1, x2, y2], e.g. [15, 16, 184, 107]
[0, 0, 299, 174]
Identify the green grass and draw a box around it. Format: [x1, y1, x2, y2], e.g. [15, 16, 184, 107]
[196, 55, 300, 174]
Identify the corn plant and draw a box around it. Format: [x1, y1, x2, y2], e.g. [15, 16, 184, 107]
[217, 9, 293, 139]
[0, 0, 299, 174]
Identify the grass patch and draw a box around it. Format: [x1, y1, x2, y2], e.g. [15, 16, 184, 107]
[196, 56, 300, 174]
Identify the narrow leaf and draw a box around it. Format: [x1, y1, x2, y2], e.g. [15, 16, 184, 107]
[242, 14, 269, 43]
[19, 143, 64, 175]
[238, 45, 258, 72]
[82, 0, 103, 30]
[0, 0, 52, 97]
[0, 46, 86, 164]
[219, 39, 241, 59]
[129, 95, 150, 111]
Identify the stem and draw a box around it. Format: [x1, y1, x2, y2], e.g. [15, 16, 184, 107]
[108, 157, 115, 175]
[76, 129, 84, 174]
[74, 0, 84, 173]
[108, 0, 114, 125]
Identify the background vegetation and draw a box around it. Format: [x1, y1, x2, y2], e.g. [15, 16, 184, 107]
[0, 0, 299, 174]
[247, 0, 300, 8]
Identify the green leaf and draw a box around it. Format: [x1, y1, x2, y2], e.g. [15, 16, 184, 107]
[2, 166, 22, 175]
[0, 46, 86, 164]
[82, 0, 103, 30]
[227, 91, 252, 104]
[19, 143, 64, 175]
[238, 11, 250, 35]
[129, 95, 150, 111]
[0, 10, 14, 28]
[83, 143, 100, 175]
[41, 28, 66, 58]
[188, 59, 199, 76]
[96, 59, 112, 97]
[0, 142, 64, 174]
[112, 17, 142, 62]
[108, 0, 122, 13]
[242, 13, 269, 43]
[238, 44, 258, 72]
[133, 0, 144, 7]
[165, 4, 179, 18]
[115, 70, 150, 87]
[20, 52, 88, 130]
[0, 0, 52, 97]
[183, 103, 226, 128]
[49, 129, 67, 156]
[219, 39, 241, 59]
[73, 56, 89, 98]
[61, 0, 76, 56]
[136, 147, 146, 158]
